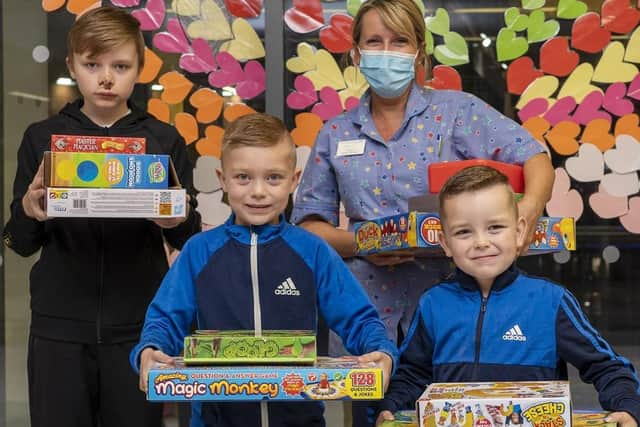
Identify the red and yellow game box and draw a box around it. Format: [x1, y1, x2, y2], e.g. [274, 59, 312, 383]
[51, 134, 146, 153]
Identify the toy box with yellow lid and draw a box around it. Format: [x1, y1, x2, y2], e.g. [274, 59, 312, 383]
[146, 356, 383, 402]
[416, 381, 571, 427]
[51, 134, 146, 154]
[183, 330, 317, 365]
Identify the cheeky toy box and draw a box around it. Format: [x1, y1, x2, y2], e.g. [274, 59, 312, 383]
[417, 381, 571, 427]
[147, 356, 383, 402]
[184, 330, 316, 365]
[51, 134, 146, 154]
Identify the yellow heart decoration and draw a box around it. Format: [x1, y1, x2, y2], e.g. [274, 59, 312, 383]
[625, 27, 640, 64]
[286, 42, 317, 74]
[187, 0, 232, 41]
[516, 75, 559, 110]
[172, 0, 199, 17]
[304, 49, 346, 91]
[593, 42, 638, 83]
[220, 18, 265, 61]
[557, 63, 602, 103]
[339, 65, 369, 105]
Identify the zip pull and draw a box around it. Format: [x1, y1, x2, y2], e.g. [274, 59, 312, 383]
[250, 232, 262, 337]
[481, 296, 487, 313]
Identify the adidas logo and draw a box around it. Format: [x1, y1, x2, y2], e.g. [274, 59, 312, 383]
[502, 324, 527, 341]
[275, 277, 300, 296]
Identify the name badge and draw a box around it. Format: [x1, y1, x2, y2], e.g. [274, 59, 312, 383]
[336, 139, 366, 157]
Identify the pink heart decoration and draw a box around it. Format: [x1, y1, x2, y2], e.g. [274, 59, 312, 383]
[572, 91, 611, 125]
[110, 0, 140, 6]
[620, 196, 640, 233]
[602, 82, 634, 117]
[345, 97, 360, 112]
[287, 75, 318, 110]
[284, 0, 325, 34]
[131, 0, 165, 31]
[589, 183, 629, 218]
[626, 73, 640, 100]
[546, 167, 584, 220]
[543, 97, 577, 126]
[180, 38, 217, 74]
[311, 87, 343, 121]
[517, 98, 549, 123]
[236, 60, 266, 99]
[152, 18, 189, 54]
[604, 134, 640, 174]
[208, 52, 244, 88]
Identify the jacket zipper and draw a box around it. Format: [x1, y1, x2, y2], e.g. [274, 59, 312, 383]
[249, 231, 268, 427]
[473, 295, 488, 379]
[96, 126, 111, 344]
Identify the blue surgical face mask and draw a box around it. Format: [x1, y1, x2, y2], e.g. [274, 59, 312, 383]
[357, 48, 417, 99]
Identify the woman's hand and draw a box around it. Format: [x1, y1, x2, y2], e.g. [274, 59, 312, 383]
[517, 195, 544, 254]
[606, 412, 637, 427]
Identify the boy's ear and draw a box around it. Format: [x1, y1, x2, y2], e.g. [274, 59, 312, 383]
[438, 230, 453, 257]
[290, 168, 302, 193]
[65, 56, 76, 79]
[216, 168, 227, 192]
[515, 215, 527, 251]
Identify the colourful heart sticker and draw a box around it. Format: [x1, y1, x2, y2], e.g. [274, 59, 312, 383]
[175, 112, 198, 145]
[196, 125, 225, 158]
[527, 10, 560, 43]
[236, 60, 266, 99]
[224, 0, 263, 18]
[557, 63, 602, 103]
[284, 0, 324, 34]
[545, 121, 581, 155]
[628, 74, 640, 100]
[505, 7, 529, 32]
[112, 0, 141, 6]
[620, 197, 640, 233]
[601, 0, 640, 34]
[425, 30, 434, 55]
[345, 97, 360, 111]
[137, 48, 163, 84]
[152, 18, 190, 53]
[593, 41, 639, 83]
[147, 98, 170, 124]
[543, 96, 577, 126]
[220, 18, 265, 61]
[540, 37, 579, 77]
[496, 28, 529, 62]
[287, 42, 316, 74]
[131, 0, 165, 31]
[185, 0, 232, 40]
[565, 143, 604, 182]
[159, 71, 194, 104]
[338, 66, 369, 105]
[224, 104, 257, 122]
[425, 8, 450, 36]
[572, 91, 611, 126]
[180, 38, 217, 74]
[516, 75, 559, 110]
[346, 0, 365, 16]
[434, 31, 470, 66]
[208, 52, 243, 88]
[518, 98, 549, 122]
[291, 112, 324, 147]
[625, 27, 640, 63]
[522, 0, 545, 10]
[312, 87, 344, 121]
[320, 14, 353, 54]
[304, 49, 346, 91]
[189, 88, 223, 124]
[603, 82, 634, 117]
[429, 65, 462, 91]
[557, 0, 588, 19]
[615, 114, 640, 141]
[604, 134, 640, 173]
[507, 57, 544, 95]
[589, 184, 629, 218]
[173, 0, 200, 17]
[522, 117, 551, 145]
[581, 118, 615, 151]
[197, 191, 232, 227]
[42, 0, 66, 11]
[602, 171, 640, 197]
[193, 155, 222, 194]
[287, 75, 318, 110]
[571, 12, 611, 54]
[546, 168, 584, 219]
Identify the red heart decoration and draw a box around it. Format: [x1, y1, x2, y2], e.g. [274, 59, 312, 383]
[284, 0, 325, 34]
[571, 13, 611, 53]
[428, 65, 462, 91]
[224, 0, 263, 18]
[601, 0, 640, 34]
[319, 14, 353, 53]
[506, 57, 544, 95]
[540, 37, 579, 77]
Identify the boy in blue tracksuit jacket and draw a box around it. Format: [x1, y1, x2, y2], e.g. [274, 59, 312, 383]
[130, 113, 398, 427]
[377, 166, 640, 427]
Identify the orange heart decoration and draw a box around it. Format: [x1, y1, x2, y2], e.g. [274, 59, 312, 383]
[196, 125, 225, 158]
[615, 113, 640, 141]
[175, 112, 199, 145]
[159, 71, 193, 105]
[138, 48, 163, 84]
[42, 0, 66, 12]
[189, 89, 223, 124]
[545, 121, 581, 155]
[147, 98, 170, 124]
[581, 118, 615, 151]
[67, 0, 100, 15]
[522, 116, 551, 145]
[223, 104, 257, 122]
[290, 113, 323, 147]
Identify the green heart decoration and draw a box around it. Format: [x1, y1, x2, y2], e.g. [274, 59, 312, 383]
[425, 29, 434, 55]
[522, 0, 546, 10]
[496, 27, 529, 61]
[348, 0, 425, 17]
[556, 0, 588, 19]
[434, 31, 469, 66]
[527, 10, 560, 43]
[505, 7, 530, 32]
[425, 8, 450, 36]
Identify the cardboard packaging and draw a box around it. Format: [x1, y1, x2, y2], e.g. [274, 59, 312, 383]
[184, 330, 316, 365]
[46, 152, 169, 189]
[51, 134, 146, 154]
[416, 381, 571, 427]
[147, 356, 383, 402]
[428, 160, 525, 194]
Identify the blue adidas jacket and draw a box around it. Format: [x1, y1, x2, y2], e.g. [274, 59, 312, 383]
[130, 214, 397, 427]
[379, 265, 640, 423]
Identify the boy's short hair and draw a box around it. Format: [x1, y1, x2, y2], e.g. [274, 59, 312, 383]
[67, 6, 145, 70]
[221, 113, 296, 168]
[439, 165, 518, 224]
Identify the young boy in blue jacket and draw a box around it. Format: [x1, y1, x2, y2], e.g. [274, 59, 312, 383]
[130, 113, 398, 427]
[376, 166, 640, 427]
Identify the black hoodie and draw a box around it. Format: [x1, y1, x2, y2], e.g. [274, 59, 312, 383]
[3, 100, 201, 344]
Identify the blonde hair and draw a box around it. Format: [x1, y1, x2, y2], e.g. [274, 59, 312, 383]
[352, 0, 429, 74]
[67, 6, 145, 70]
[221, 113, 296, 167]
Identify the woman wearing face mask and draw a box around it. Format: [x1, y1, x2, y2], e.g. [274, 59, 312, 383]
[292, 0, 554, 390]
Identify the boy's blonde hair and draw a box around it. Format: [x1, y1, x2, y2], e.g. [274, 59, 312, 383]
[67, 6, 145, 70]
[221, 113, 296, 167]
[439, 166, 518, 224]
[352, 0, 429, 74]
